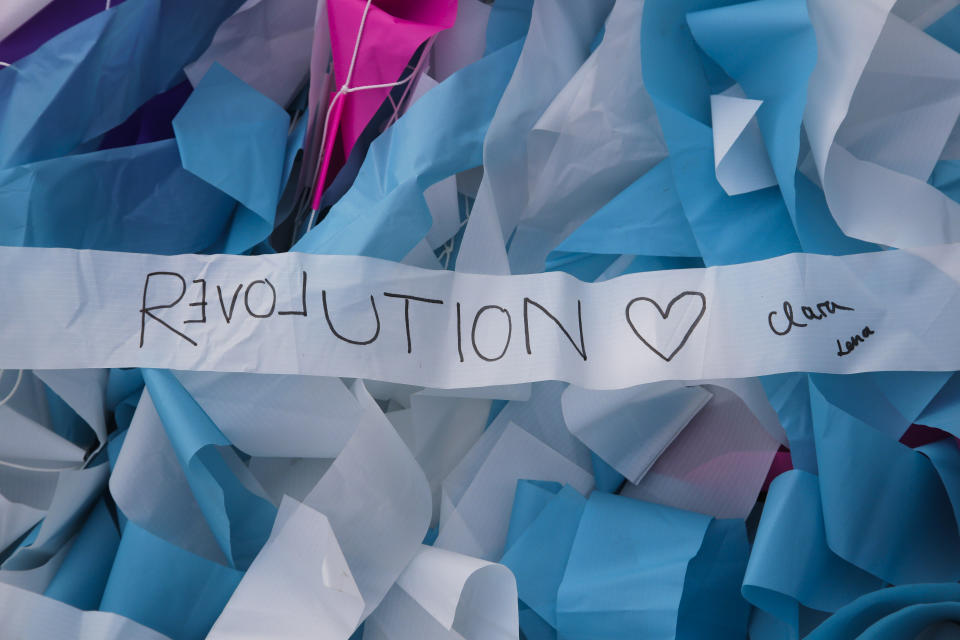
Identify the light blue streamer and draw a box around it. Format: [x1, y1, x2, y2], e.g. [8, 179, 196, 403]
[686, 0, 814, 218]
[917, 438, 960, 533]
[99, 520, 243, 640]
[556, 492, 711, 640]
[762, 370, 952, 475]
[0, 0, 245, 169]
[556, 160, 701, 258]
[483, 0, 534, 55]
[792, 175, 880, 255]
[810, 372, 952, 441]
[760, 373, 816, 473]
[641, 0, 801, 266]
[44, 497, 120, 610]
[676, 519, 750, 639]
[918, 373, 960, 435]
[142, 369, 276, 569]
[106, 368, 144, 432]
[503, 479, 562, 551]
[501, 485, 585, 627]
[743, 470, 882, 639]
[173, 63, 290, 254]
[810, 380, 960, 584]
[926, 6, 960, 53]
[519, 606, 558, 640]
[0, 139, 236, 253]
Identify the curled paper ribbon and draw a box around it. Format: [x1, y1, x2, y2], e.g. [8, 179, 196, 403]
[2, 245, 960, 387]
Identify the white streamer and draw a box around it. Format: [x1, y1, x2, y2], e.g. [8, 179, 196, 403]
[0, 369, 22, 408]
[1, 245, 959, 389]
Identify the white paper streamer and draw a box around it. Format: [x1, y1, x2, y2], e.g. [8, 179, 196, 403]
[110, 389, 229, 564]
[185, 0, 318, 107]
[710, 90, 778, 196]
[2, 246, 960, 387]
[430, 0, 491, 83]
[0, 582, 171, 640]
[561, 382, 713, 484]
[301, 380, 432, 619]
[364, 545, 518, 640]
[436, 422, 594, 561]
[3, 464, 108, 571]
[619, 384, 781, 519]
[387, 392, 490, 526]
[208, 496, 364, 640]
[456, 0, 614, 276]
[804, 0, 960, 248]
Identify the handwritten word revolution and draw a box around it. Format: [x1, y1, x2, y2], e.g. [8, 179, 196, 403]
[138, 271, 708, 364]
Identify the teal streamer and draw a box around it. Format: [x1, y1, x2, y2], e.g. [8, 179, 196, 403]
[0, 0, 246, 169]
[142, 369, 276, 570]
[0, 139, 236, 252]
[99, 520, 243, 640]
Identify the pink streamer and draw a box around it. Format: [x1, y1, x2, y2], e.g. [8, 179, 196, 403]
[309, 0, 456, 211]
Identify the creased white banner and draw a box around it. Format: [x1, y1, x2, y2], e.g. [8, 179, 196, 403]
[1, 245, 959, 389]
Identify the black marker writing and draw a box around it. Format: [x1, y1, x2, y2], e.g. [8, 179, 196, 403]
[768, 299, 854, 336]
[322, 291, 380, 345]
[140, 272, 196, 347]
[244, 279, 277, 318]
[523, 298, 586, 361]
[383, 292, 444, 354]
[277, 271, 308, 316]
[456, 302, 464, 363]
[625, 291, 706, 362]
[184, 279, 207, 324]
[836, 326, 874, 356]
[471, 305, 511, 362]
[217, 284, 243, 323]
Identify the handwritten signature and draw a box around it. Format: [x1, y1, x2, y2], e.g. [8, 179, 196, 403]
[836, 326, 875, 357]
[768, 299, 854, 336]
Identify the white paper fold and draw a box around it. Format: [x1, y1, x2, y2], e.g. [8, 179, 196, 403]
[365, 545, 518, 640]
[302, 381, 432, 618]
[805, 0, 960, 248]
[208, 496, 364, 639]
[561, 382, 712, 484]
[620, 384, 780, 519]
[710, 92, 778, 196]
[436, 422, 593, 560]
[185, 0, 318, 106]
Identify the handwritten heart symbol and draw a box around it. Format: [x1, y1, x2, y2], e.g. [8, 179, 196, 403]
[625, 291, 706, 362]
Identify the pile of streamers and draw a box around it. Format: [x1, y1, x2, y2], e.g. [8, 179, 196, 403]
[4, 0, 960, 639]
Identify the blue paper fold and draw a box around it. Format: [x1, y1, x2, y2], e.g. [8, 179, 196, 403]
[142, 369, 276, 569]
[99, 519, 243, 640]
[44, 497, 120, 610]
[0, 0, 246, 169]
[173, 63, 290, 234]
[641, 0, 802, 266]
[0, 139, 236, 253]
